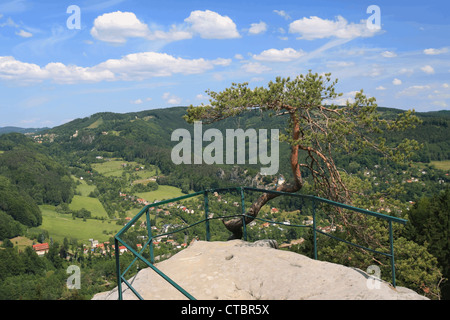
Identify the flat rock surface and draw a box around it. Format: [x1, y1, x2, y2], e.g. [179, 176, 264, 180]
[92, 240, 428, 300]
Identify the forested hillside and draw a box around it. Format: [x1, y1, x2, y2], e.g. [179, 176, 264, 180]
[0, 105, 448, 300]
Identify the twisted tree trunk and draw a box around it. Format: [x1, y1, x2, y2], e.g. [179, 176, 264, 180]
[224, 113, 303, 239]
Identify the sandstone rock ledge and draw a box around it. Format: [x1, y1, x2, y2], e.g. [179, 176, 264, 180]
[92, 239, 428, 300]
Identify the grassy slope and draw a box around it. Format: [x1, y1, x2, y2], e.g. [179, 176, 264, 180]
[38, 205, 120, 244]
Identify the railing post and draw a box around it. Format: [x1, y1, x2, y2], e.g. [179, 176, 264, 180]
[114, 237, 123, 300]
[240, 187, 247, 241]
[389, 220, 396, 287]
[204, 191, 210, 241]
[312, 199, 318, 260]
[146, 208, 155, 264]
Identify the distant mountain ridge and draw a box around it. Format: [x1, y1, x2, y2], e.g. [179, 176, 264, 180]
[0, 126, 49, 135]
[41, 105, 450, 162]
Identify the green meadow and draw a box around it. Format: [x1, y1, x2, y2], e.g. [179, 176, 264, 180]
[430, 160, 450, 171]
[76, 178, 96, 196]
[91, 159, 156, 179]
[69, 195, 109, 218]
[136, 185, 186, 202]
[37, 205, 120, 244]
[91, 160, 127, 177]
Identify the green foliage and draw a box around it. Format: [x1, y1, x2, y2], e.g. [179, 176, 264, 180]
[0, 210, 25, 239]
[0, 138, 75, 206]
[0, 93, 448, 300]
[0, 175, 42, 227]
[403, 188, 450, 299]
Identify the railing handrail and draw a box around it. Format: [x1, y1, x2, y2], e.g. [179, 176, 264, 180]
[114, 186, 407, 300]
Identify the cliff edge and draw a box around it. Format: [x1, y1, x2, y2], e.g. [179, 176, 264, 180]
[92, 239, 428, 300]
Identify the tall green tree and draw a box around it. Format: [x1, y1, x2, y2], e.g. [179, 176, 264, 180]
[403, 188, 450, 299]
[185, 71, 421, 240]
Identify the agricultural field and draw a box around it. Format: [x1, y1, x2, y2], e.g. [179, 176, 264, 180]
[91, 159, 156, 180]
[76, 178, 96, 196]
[69, 195, 109, 218]
[136, 185, 186, 202]
[91, 160, 129, 177]
[37, 205, 120, 245]
[430, 160, 450, 171]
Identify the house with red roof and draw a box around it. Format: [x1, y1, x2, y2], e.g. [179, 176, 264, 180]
[33, 243, 49, 256]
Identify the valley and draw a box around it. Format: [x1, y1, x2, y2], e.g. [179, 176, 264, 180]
[0, 106, 448, 300]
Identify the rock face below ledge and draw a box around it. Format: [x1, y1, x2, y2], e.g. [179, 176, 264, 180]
[92, 239, 428, 300]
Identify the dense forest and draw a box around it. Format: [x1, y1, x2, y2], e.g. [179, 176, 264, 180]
[0, 106, 448, 300]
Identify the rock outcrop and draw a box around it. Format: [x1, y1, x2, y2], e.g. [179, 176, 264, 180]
[92, 239, 428, 300]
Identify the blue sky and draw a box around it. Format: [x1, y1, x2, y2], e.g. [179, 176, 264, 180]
[0, 0, 449, 128]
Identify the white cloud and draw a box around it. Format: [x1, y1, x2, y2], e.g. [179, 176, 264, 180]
[253, 48, 305, 62]
[184, 10, 240, 39]
[15, 29, 32, 38]
[326, 61, 355, 68]
[376, 86, 386, 90]
[130, 99, 143, 104]
[398, 85, 431, 96]
[91, 11, 150, 44]
[241, 62, 271, 74]
[288, 15, 380, 40]
[392, 78, 402, 85]
[0, 52, 229, 84]
[443, 83, 449, 88]
[91, 10, 241, 44]
[399, 68, 414, 76]
[0, 56, 114, 84]
[420, 65, 435, 74]
[196, 93, 208, 100]
[423, 47, 448, 55]
[273, 10, 291, 20]
[234, 54, 244, 60]
[45, 62, 115, 84]
[326, 90, 359, 105]
[162, 92, 182, 105]
[150, 25, 192, 41]
[381, 50, 397, 58]
[212, 58, 232, 66]
[95, 52, 229, 80]
[248, 21, 267, 35]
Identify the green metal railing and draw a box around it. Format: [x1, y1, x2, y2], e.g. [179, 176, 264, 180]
[114, 186, 407, 300]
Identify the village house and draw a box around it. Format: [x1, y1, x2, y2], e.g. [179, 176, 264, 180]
[89, 239, 98, 248]
[112, 245, 128, 254]
[32, 243, 49, 256]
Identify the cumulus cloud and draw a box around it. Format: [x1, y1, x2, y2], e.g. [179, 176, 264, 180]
[423, 47, 448, 55]
[94, 52, 230, 80]
[184, 10, 240, 39]
[162, 92, 182, 105]
[0, 56, 115, 84]
[288, 15, 380, 40]
[420, 65, 435, 74]
[130, 99, 143, 104]
[381, 50, 397, 58]
[392, 78, 402, 85]
[248, 21, 267, 35]
[91, 10, 240, 44]
[241, 62, 271, 74]
[0, 52, 230, 84]
[91, 11, 150, 44]
[253, 48, 305, 62]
